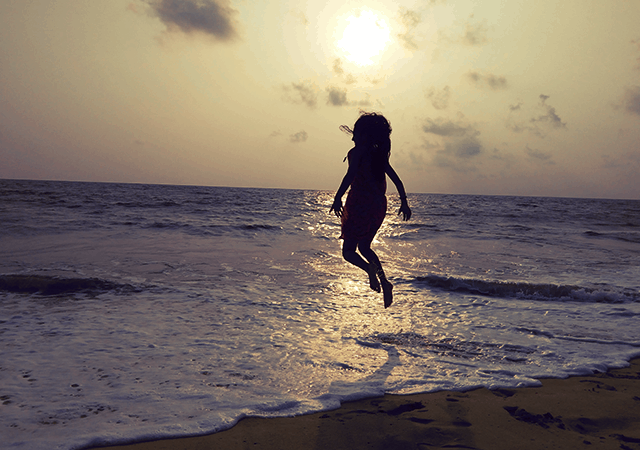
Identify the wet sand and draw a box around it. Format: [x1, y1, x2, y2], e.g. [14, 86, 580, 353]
[89, 358, 640, 450]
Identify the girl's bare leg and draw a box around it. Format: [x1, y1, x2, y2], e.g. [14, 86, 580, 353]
[358, 240, 393, 308]
[342, 238, 380, 292]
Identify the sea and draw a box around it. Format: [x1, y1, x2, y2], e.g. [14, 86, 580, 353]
[1, 178, 639, 450]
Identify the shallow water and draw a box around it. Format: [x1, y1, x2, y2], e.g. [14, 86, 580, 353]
[1, 179, 639, 450]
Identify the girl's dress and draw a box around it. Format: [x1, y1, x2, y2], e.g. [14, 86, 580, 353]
[340, 148, 387, 242]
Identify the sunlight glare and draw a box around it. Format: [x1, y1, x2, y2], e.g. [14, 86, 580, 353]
[337, 10, 391, 66]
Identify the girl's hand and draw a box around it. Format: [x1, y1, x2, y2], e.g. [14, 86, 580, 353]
[398, 200, 411, 221]
[329, 197, 343, 217]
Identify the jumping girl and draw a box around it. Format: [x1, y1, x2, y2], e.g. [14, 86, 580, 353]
[330, 112, 411, 308]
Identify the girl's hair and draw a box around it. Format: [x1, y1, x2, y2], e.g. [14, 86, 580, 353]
[341, 112, 392, 181]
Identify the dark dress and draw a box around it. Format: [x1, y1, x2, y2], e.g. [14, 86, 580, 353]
[340, 148, 387, 242]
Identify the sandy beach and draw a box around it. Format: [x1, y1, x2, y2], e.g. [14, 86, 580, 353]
[89, 358, 640, 450]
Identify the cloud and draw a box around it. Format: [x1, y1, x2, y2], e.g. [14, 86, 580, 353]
[426, 86, 451, 110]
[466, 71, 508, 90]
[632, 38, 640, 70]
[601, 154, 621, 169]
[326, 87, 371, 107]
[327, 87, 348, 106]
[282, 81, 372, 109]
[331, 59, 357, 84]
[421, 116, 483, 171]
[506, 95, 567, 136]
[282, 81, 319, 109]
[505, 121, 536, 136]
[533, 94, 566, 128]
[460, 19, 488, 46]
[444, 137, 482, 159]
[602, 150, 640, 171]
[621, 86, 640, 116]
[145, 0, 239, 41]
[289, 131, 308, 143]
[525, 145, 554, 164]
[269, 129, 307, 142]
[430, 137, 483, 172]
[438, 16, 488, 48]
[397, 8, 421, 50]
[488, 147, 516, 167]
[332, 58, 344, 76]
[422, 117, 479, 138]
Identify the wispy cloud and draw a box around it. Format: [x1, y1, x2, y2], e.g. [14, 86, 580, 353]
[443, 137, 482, 159]
[144, 0, 239, 41]
[397, 8, 421, 50]
[602, 150, 640, 171]
[506, 95, 567, 137]
[282, 81, 371, 109]
[426, 86, 451, 110]
[289, 131, 308, 143]
[438, 16, 488, 48]
[326, 87, 371, 107]
[331, 58, 357, 84]
[460, 19, 488, 46]
[533, 94, 566, 128]
[525, 145, 555, 164]
[332, 58, 344, 75]
[466, 71, 508, 90]
[621, 86, 640, 116]
[282, 81, 319, 109]
[422, 117, 478, 138]
[632, 38, 640, 70]
[422, 116, 483, 171]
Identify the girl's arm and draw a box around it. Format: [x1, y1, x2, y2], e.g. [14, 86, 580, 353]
[386, 163, 412, 221]
[330, 147, 362, 217]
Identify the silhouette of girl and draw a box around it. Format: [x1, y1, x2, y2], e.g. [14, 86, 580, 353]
[330, 112, 411, 308]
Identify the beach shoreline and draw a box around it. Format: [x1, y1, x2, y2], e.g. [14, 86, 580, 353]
[88, 358, 640, 450]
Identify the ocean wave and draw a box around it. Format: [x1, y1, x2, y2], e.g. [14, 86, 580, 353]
[145, 221, 187, 230]
[114, 200, 181, 208]
[238, 223, 278, 230]
[138, 221, 284, 234]
[403, 223, 439, 229]
[0, 274, 141, 296]
[584, 230, 640, 243]
[412, 275, 639, 303]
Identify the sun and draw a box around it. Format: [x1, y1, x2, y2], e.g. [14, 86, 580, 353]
[337, 10, 391, 66]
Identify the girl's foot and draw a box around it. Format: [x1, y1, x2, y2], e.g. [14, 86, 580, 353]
[381, 279, 393, 308]
[367, 263, 381, 292]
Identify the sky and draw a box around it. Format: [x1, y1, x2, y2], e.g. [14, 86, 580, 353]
[1, 0, 639, 199]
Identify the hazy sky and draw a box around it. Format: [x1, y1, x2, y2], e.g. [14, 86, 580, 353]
[1, 0, 639, 199]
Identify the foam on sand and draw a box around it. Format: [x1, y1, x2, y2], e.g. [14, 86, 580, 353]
[91, 359, 640, 450]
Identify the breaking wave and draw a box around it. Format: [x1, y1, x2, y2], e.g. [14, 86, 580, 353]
[0, 274, 141, 296]
[413, 275, 639, 303]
